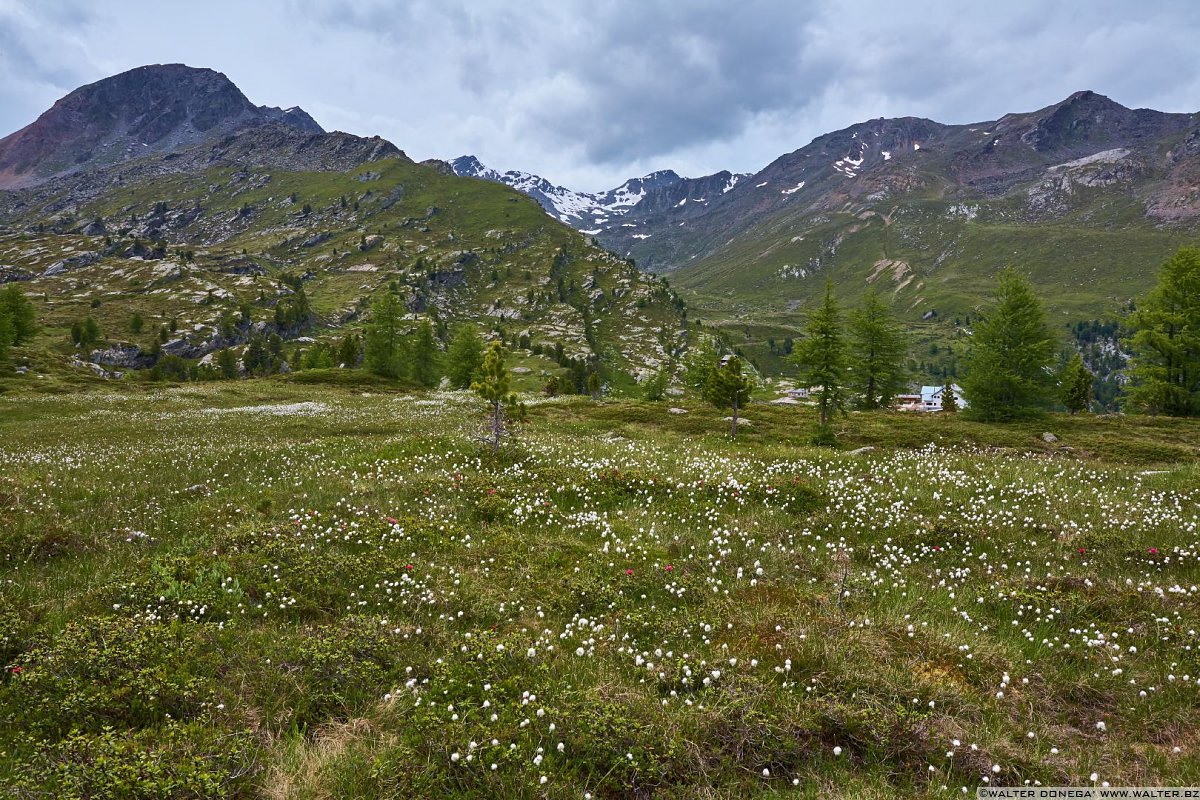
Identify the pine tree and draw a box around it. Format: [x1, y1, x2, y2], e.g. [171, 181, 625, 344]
[363, 292, 405, 378]
[587, 371, 601, 400]
[1124, 246, 1200, 416]
[410, 319, 439, 388]
[961, 268, 1055, 421]
[704, 355, 754, 438]
[130, 313, 144, 334]
[1060, 353, 1093, 414]
[793, 281, 847, 432]
[471, 341, 526, 455]
[848, 289, 907, 409]
[445, 324, 485, 389]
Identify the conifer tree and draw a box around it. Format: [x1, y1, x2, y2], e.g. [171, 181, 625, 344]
[1060, 353, 1093, 414]
[216, 348, 239, 379]
[81, 317, 101, 350]
[848, 289, 907, 409]
[336, 333, 361, 368]
[940, 380, 959, 412]
[683, 333, 720, 394]
[445, 324, 485, 389]
[410, 319, 439, 388]
[0, 284, 35, 344]
[704, 355, 754, 438]
[643, 368, 669, 401]
[0, 309, 12, 367]
[243, 337, 269, 375]
[471, 341, 525, 455]
[1124, 246, 1200, 416]
[961, 268, 1055, 421]
[793, 281, 847, 434]
[587, 371, 601, 400]
[364, 292, 406, 379]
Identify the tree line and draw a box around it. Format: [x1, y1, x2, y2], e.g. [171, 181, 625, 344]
[679, 244, 1200, 440]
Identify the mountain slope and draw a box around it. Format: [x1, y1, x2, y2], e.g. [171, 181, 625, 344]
[0, 71, 685, 387]
[592, 92, 1200, 323]
[0, 64, 323, 189]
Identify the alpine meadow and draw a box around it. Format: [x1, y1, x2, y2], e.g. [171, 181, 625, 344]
[2, 5, 1200, 799]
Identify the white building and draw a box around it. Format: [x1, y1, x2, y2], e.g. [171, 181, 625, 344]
[920, 383, 966, 411]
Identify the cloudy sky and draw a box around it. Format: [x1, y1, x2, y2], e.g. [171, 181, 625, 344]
[1, 0, 1198, 191]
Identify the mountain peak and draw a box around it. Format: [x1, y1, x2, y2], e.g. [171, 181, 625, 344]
[0, 63, 322, 188]
[1017, 88, 1189, 156]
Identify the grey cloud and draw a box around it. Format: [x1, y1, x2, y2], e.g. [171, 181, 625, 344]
[0, 1, 100, 134]
[2, 0, 1199, 190]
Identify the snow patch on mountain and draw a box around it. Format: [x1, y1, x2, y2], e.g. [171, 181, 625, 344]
[452, 156, 689, 225]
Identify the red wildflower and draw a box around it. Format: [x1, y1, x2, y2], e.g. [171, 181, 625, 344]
[1078, 548, 1086, 554]
[10, 666, 22, 675]
[387, 517, 398, 525]
[625, 569, 634, 575]
[1148, 547, 1159, 555]
[405, 564, 414, 571]
[665, 564, 674, 571]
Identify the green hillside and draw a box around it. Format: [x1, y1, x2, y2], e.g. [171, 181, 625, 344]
[0, 138, 686, 390]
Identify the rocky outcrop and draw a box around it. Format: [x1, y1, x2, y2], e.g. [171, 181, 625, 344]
[90, 344, 155, 370]
[42, 251, 102, 276]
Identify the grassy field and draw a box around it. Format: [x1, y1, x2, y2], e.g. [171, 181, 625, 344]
[1, 380, 1199, 798]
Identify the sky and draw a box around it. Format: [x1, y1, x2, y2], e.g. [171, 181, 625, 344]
[1, 0, 1198, 192]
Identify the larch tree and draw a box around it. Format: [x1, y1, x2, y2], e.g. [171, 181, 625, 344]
[0, 284, 36, 345]
[683, 333, 720, 394]
[848, 289, 907, 409]
[364, 292, 406, 379]
[445, 324, 485, 389]
[1123, 246, 1200, 416]
[793, 281, 847, 436]
[961, 268, 1055, 421]
[410, 319, 439, 388]
[1060, 353, 1093, 414]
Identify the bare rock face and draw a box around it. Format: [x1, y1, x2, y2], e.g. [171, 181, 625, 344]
[0, 64, 325, 188]
[90, 344, 154, 370]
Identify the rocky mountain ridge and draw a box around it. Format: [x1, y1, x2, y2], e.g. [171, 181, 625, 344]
[0, 64, 324, 189]
[450, 155, 747, 238]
